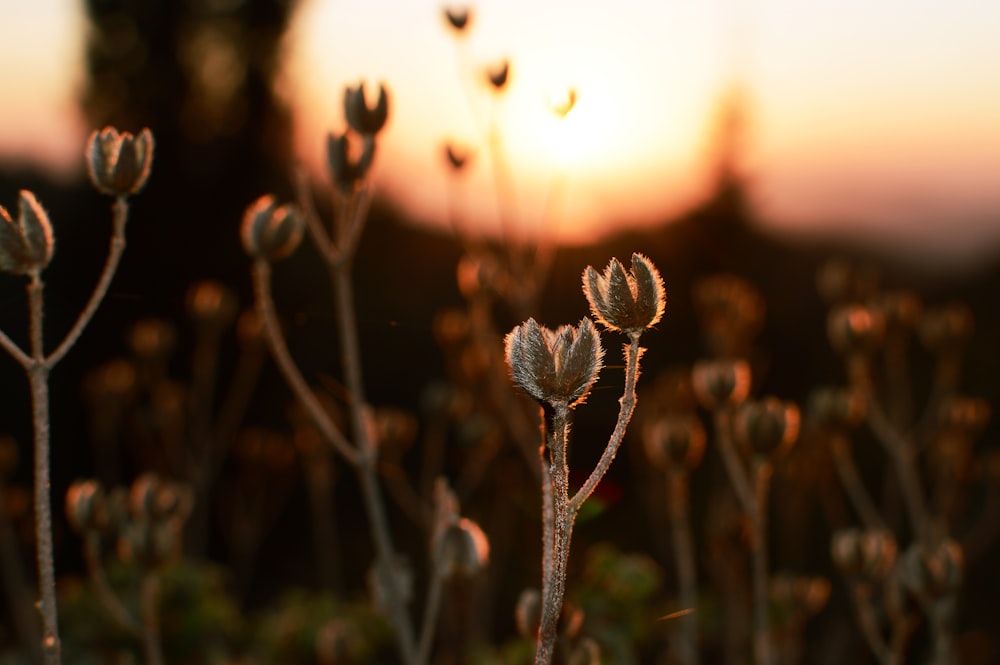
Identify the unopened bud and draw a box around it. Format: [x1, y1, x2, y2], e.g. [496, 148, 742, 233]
[186, 280, 238, 331]
[808, 386, 866, 430]
[65, 479, 108, 533]
[827, 305, 885, 355]
[0, 191, 54, 275]
[241, 195, 304, 261]
[691, 359, 751, 409]
[435, 517, 490, 578]
[327, 133, 376, 193]
[504, 317, 604, 408]
[938, 395, 990, 434]
[583, 253, 665, 334]
[515, 588, 541, 639]
[830, 528, 897, 580]
[344, 83, 389, 135]
[129, 318, 177, 361]
[86, 126, 154, 196]
[443, 6, 471, 32]
[486, 60, 510, 90]
[899, 539, 963, 598]
[734, 397, 799, 457]
[643, 414, 706, 471]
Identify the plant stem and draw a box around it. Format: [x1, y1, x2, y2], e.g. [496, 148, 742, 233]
[536, 403, 571, 665]
[83, 533, 141, 635]
[668, 468, 699, 665]
[140, 573, 164, 665]
[750, 459, 774, 665]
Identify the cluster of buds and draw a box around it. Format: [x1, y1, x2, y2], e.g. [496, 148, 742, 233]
[830, 528, 898, 581]
[328, 83, 389, 193]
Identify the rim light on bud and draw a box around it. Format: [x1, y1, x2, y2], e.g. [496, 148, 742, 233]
[86, 126, 154, 196]
[241, 195, 304, 261]
[0, 190, 55, 275]
[344, 82, 389, 136]
[583, 253, 665, 334]
[504, 317, 604, 408]
[328, 132, 376, 193]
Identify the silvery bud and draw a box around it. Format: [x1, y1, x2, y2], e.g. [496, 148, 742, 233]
[434, 517, 490, 578]
[327, 132, 376, 193]
[0, 191, 54, 275]
[241, 195, 304, 261]
[86, 126, 154, 196]
[734, 397, 800, 457]
[504, 317, 603, 408]
[691, 359, 751, 409]
[583, 253, 665, 334]
[344, 82, 389, 135]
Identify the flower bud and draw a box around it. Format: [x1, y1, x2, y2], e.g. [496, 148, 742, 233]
[117, 519, 181, 568]
[918, 303, 974, 353]
[830, 528, 897, 580]
[344, 83, 389, 135]
[241, 195, 304, 261]
[443, 6, 471, 31]
[65, 479, 108, 533]
[937, 395, 990, 434]
[486, 60, 510, 90]
[734, 397, 800, 457]
[515, 588, 542, 639]
[827, 305, 885, 355]
[898, 539, 963, 598]
[86, 126, 154, 196]
[504, 317, 603, 408]
[186, 280, 238, 331]
[327, 132, 376, 193]
[0, 191, 54, 275]
[434, 517, 490, 578]
[691, 359, 751, 409]
[643, 414, 706, 471]
[129, 318, 177, 362]
[769, 574, 832, 616]
[583, 253, 665, 334]
[808, 386, 866, 430]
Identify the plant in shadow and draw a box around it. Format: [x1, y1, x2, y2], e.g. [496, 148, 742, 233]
[0, 127, 153, 665]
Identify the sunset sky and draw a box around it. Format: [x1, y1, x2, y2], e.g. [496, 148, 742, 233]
[2, 0, 999, 265]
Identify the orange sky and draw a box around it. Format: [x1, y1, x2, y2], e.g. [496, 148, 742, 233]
[2, 0, 999, 265]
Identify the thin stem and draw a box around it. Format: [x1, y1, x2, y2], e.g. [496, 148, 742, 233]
[0, 479, 41, 664]
[83, 533, 141, 635]
[416, 566, 446, 665]
[568, 333, 643, 512]
[867, 399, 930, 543]
[46, 198, 129, 369]
[713, 408, 756, 518]
[0, 328, 30, 368]
[829, 432, 886, 530]
[536, 403, 571, 665]
[140, 573, 164, 665]
[750, 458, 774, 665]
[850, 583, 893, 665]
[27, 271, 60, 665]
[295, 169, 334, 259]
[668, 469, 699, 665]
[250, 261, 357, 464]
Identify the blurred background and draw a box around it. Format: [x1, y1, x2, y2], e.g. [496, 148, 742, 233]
[0, 0, 999, 662]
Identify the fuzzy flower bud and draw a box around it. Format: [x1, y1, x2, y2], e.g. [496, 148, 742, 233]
[899, 540, 963, 598]
[691, 359, 751, 409]
[344, 82, 389, 135]
[504, 317, 603, 408]
[583, 253, 665, 334]
[515, 588, 542, 639]
[241, 195, 304, 261]
[733, 397, 800, 458]
[327, 132, 376, 193]
[434, 517, 490, 578]
[643, 414, 706, 471]
[86, 126, 154, 196]
[0, 191, 54, 275]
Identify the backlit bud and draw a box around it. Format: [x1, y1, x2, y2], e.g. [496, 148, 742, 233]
[769, 574, 832, 616]
[443, 6, 471, 31]
[583, 253, 665, 334]
[918, 303, 974, 353]
[86, 126, 154, 196]
[241, 195, 304, 261]
[827, 305, 885, 355]
[899, 540, 963, 598]
[643, 414, 706, 471]
[0, 191, 54, 275]
[327, 132, 376, 193]
[186, 280, 238, 331]
[515, 588, 542, 639]
[808, 386, 866, 429]
[129, 318, 177, 361]
[445, 143, 471, 171]
[65, 479, 108, 533]
[344, 83, 389, 135]
[504, 317, 603, 408]
[691, 359, 751, 409]
[435, 517, 490, 578]
[734, 397, 800, 457]
[486, 60, 510, 90]
[830, 528, 897, 580]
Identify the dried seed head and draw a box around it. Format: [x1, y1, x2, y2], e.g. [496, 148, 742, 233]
[643, 414, 706, 471]
[435, 517, 490, 578]
[327, 132, 376, 193]
[186, 280, 238, 331]
[583, 253, 666, 334]
[0, 191, 55, 275]
[827, 305, 886, 355]
[241, 195, 304, 261]
[443, 6, 471, 31]
[808, 386, 867, 430]
[830, 528, 897, 580]
[899, 540, 963, 598]
[691, 359, 752, 409]
[515, 588, 542, 639]
[504, 317, 604, 408]
[86, 126, 154, 196]
[65, 479, 108, 533]
[344, 82, 389, 135]
[733, 397, 800, 458]
[486, 59, 510, 90]
[918, 303, 974, 353]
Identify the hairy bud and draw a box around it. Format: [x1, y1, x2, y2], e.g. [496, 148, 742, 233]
[515, 588, 542, 639]
[65, 479, 108, 533]
[241, 195, 304, 261]
[583, 253, 665, 334]
[86, 126, 154, 196]
[504, 317, 603, 408]
[0, 191, 54, 275]
[899, 540, 963, 598]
